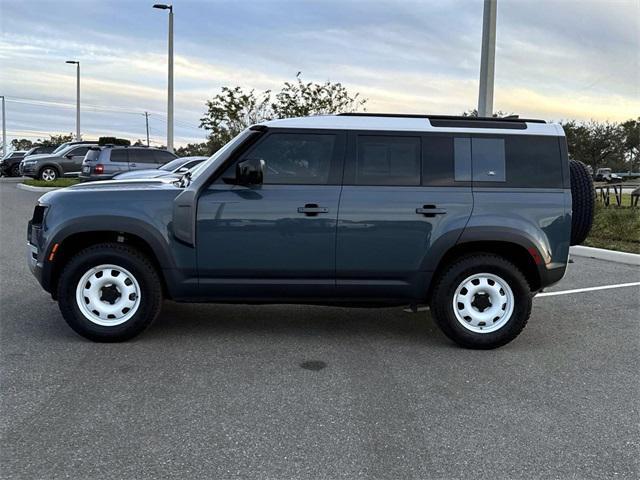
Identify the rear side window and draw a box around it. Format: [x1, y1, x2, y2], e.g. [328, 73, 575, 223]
[130, 149, 156, 163]
[69, 146, 90, 157]
[504, 136, 562, 188]
[246, 133, 336, 185]
[355, 136, 420, 186]
[471, 138, 506, 182]
[154, 150, 177, 164]
[109, 149, 128, 163]
[422, 135, 458, 186]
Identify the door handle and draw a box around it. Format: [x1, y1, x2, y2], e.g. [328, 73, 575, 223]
[416, 205, 447, 217]
[298, 203, 329, 216]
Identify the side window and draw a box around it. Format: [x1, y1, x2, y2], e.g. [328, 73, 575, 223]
[131, 149, 157, 164]
[355, 136, 420, 186]
[471, 138, 506, 182]
[505, 136, 562, 188]
[70, 147, 89, 157]
[154, 150, 176, 164]
[109, 149, 128, 163]
[422, 135, 457, 186]
[244, 133, 336, 185]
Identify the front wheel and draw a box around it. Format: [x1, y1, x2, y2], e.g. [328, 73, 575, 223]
[10, 164, 20, 177]
[57, 243, 163, 342]
[430, 254, 532, 349]
[39, 167, 58, 182]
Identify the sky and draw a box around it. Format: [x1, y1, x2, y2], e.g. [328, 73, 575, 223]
[1, 0, 639, 148]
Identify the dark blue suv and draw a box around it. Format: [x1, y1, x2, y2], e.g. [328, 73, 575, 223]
[26, 114, 594, 348]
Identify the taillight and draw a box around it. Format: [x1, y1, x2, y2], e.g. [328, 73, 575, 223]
[94, 164, 104, 174]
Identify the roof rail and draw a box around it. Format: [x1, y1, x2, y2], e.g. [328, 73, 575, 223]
[337, 113, 546, 124]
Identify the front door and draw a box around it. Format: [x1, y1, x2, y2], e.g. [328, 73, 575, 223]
[196, 130, 345, 301]
[61, 146, 91, 176]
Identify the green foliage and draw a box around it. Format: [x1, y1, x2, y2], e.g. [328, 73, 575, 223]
[584, 200, 640, 254]
[38, 134, 74, 147]
[23, 178, 80, 188]
[175, 141, 216, 157]
[199, 73, 367, 152]
[11, 138, 34, 150]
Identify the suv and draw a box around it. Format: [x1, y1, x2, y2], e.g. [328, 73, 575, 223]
[20, 144, 98, 181]
[26, 114, 594, 348]
[79, 146, 177, 181]
[0, 151, 27, 177]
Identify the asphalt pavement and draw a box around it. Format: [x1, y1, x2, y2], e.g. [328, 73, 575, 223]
[1, 179, 639, 479]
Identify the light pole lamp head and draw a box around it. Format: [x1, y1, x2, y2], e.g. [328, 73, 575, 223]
[153, 3, 172, 11]
[66, 60, 79, 65]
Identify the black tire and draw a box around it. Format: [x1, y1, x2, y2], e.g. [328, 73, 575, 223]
[57, 243, 162, 342]
[10, 164, 20, 177]
[38, 166, 59, 182]
[569, 159, 595, 246]
[430, 254, 532, 349]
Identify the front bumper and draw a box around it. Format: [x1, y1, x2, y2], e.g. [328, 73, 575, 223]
[21, 163, 37, 177]
[26, 220, 44, 287]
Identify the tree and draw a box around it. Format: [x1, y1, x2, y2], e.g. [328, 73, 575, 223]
[38, 133, 74, 147]
[200, 73, 367, 152]
[11, 138, 33, 150]
[620, 118, 639, 171]
[175, 141, 216, 157]
[561, 120, 625, 170]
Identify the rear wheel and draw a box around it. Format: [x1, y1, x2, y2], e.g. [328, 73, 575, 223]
[569, 159, 595, 246]
[430, 254, 532, 349]
[57, 243, 162, 342]
[39, 167, 58, 182]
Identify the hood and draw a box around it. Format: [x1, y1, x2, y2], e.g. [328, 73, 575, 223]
[22, 153, 59, 162]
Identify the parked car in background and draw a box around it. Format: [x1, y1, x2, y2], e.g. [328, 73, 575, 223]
[24, 145, 57, 157]
[20, 144, 98, 181]
[112, 156, 208, 180]
[51, 141, 97, 155]
[0, 151, 27, 177]
[594, 168, 624, 183]
[79, 146, 177, 181]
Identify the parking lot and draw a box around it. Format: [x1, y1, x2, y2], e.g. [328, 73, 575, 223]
[1, 179, 638, 479]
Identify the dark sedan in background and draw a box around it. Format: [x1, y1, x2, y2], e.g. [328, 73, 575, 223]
[0, 151, 27, 177]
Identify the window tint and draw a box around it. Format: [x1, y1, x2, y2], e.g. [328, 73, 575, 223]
[69, 147, 90, 157]
[453, 138, 472, 182]
[109, 149, 128, 163]
[130, 149, 156, 164]
[246, 133, 336, 185]
[422, 135, 458, 185]
[472, 138, 505, 182]
[356, 136, 420, 186]
[154, 150, 177, 164]
[505, 136, 562, 188]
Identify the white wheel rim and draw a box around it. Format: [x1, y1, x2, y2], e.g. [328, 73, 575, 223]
[452, 273, 514, 333]
[75, 264, 141, 326]
[42, 169, 56, 181]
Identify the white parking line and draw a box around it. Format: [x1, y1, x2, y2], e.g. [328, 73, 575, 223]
[536, 282, 640, 298]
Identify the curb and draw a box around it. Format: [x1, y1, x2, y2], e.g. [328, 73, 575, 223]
[16, 183, 61, 193]
[570, 245, 640, 266]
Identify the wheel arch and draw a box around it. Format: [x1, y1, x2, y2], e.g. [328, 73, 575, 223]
[37, 163, 62, 178]
[426, 239, 542, 303]
[46, 229, 170, 300]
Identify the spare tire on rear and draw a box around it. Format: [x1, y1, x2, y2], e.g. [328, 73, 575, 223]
[569, 159, 595, 246]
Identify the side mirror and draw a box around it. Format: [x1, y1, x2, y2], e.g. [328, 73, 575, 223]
[177, 166, 189, 173]
[65, 154, 74, 159]
[236, 158, 264, 185]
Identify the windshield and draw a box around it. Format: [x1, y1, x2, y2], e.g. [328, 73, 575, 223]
[189, 131, 252, 182]
[52, 143, 70, 154]
[159, 158, 187, 171]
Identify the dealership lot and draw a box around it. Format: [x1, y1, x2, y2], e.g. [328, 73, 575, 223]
[1, 180, 638, 479]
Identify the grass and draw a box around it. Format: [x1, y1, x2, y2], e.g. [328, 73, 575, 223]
[584, 197, 640, 254]
[23, 178, 81, 188]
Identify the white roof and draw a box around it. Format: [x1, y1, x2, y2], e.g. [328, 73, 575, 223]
[261, 115, 563, 136]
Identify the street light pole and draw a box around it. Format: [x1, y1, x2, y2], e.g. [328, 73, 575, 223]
[478, 0, 497, 117]
[66, 60, 81, 140]
[153, 4, 174, 153]
[1, 96, 6, 157]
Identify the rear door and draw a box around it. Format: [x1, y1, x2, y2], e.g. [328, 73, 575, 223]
[153, 150, 177, 166]
[107, 149, 129, 175]
[336, 132, 473, 300]
[128, 149, 157, 171]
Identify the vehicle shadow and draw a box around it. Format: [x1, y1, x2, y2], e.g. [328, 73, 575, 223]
[148, 301, 450, 348]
